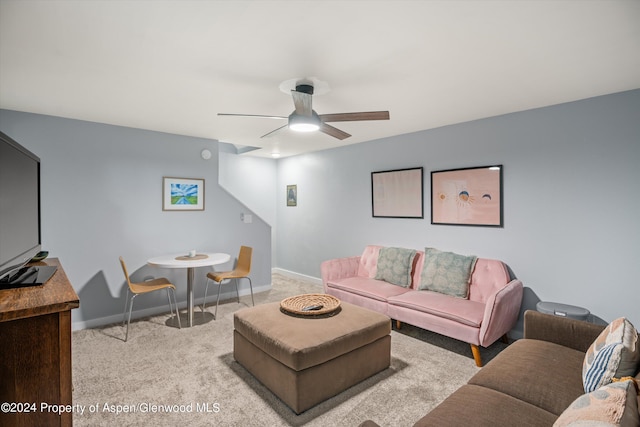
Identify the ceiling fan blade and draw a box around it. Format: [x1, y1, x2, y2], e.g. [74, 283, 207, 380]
[218, 113, 287, 120]
[320, 123, 351, 140]
[291, 90, 313, 117]
[260, 124, 288, 138]
[319, 111, 390, 122]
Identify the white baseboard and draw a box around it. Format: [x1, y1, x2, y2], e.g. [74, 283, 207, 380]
[271, 267, 322, 285]
[72, 283, 270, 331]
[72, 305, 169, 331]
[73, 270, 320, 331]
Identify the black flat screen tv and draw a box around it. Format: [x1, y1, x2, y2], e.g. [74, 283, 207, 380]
[0, 130, 56, 287]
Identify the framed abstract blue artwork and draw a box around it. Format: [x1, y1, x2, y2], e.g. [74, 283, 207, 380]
[163, 177, 205, 211]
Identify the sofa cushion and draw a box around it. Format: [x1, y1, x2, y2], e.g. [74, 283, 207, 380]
[388, 290, 485, 327]
[467, 258, 511, 303]
[374, 247, 417, 287]
[357, 245, 382, 278]
[583, 317, 640, 393]
[553, 379, 639, 427]
[419, 248, 477, 298]
[469, 339, 586, 416]
[327, 277, 412, 302]
[413, 384, 558, 427]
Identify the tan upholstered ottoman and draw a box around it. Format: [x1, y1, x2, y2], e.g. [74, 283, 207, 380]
[233, 300, 391, 414]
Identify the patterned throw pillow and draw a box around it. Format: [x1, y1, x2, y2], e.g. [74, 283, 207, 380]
[374, 247, 417, 287]
[553, 379, 639, 427]
[583, 317, 640, 393]
[418, 248, 477, 298]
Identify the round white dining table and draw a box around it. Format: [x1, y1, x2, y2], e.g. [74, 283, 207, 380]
[147, 252, 231, 327]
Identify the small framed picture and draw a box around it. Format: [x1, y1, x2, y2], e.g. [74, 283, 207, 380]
[163, 177, 205, 211]
[287, 185, 297, 206]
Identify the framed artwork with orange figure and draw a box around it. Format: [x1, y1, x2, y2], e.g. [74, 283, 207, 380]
[431, 165, 503, 227]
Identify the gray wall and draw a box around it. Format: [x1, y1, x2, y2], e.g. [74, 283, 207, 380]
[3, 89, 638, 333]
[0, 110, 272, 330]
[218, 143, 278, 266]
[276, 90, 640, 330]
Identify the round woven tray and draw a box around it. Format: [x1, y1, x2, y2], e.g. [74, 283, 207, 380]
[280, 294, 341, 316]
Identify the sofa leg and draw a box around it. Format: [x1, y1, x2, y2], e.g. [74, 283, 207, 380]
[395, 320, 402, 329]
[501, 334, 510, 344]
[471, 344, 483, 367]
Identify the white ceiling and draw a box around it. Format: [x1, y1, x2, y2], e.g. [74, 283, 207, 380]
[1, 1, 639, 158]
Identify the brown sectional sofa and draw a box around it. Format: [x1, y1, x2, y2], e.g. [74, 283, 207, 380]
[364, 310, 640, 426]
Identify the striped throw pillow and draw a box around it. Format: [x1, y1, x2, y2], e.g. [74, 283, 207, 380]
[582, 318, 640, 393]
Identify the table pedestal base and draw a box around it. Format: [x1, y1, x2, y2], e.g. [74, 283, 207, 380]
[165, 311, 214, 328]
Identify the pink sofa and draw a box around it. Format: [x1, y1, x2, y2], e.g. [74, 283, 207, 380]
[321, 245, 523, 366]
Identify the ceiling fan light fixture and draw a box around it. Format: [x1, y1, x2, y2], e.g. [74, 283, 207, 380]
[288, 112, 320, 132]
[290, 122, 319, 132]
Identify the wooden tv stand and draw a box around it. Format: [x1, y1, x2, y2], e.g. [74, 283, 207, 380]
[0, 258, 79, 427]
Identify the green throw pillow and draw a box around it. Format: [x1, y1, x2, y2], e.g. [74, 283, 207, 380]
[375, 247, 417, 287]
[419, 248, 478, 298]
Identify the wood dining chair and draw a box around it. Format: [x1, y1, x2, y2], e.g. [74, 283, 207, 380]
[202, 246, 254, 320]
[119, 256, 181, 342]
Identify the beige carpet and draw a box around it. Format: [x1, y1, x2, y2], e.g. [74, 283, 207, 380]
[71, 274, 508, 426]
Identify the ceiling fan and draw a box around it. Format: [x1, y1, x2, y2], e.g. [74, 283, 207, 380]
[218, 82, 390, 140]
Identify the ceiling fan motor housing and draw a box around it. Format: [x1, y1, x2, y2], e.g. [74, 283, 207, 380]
[295, 84, 314, 95]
